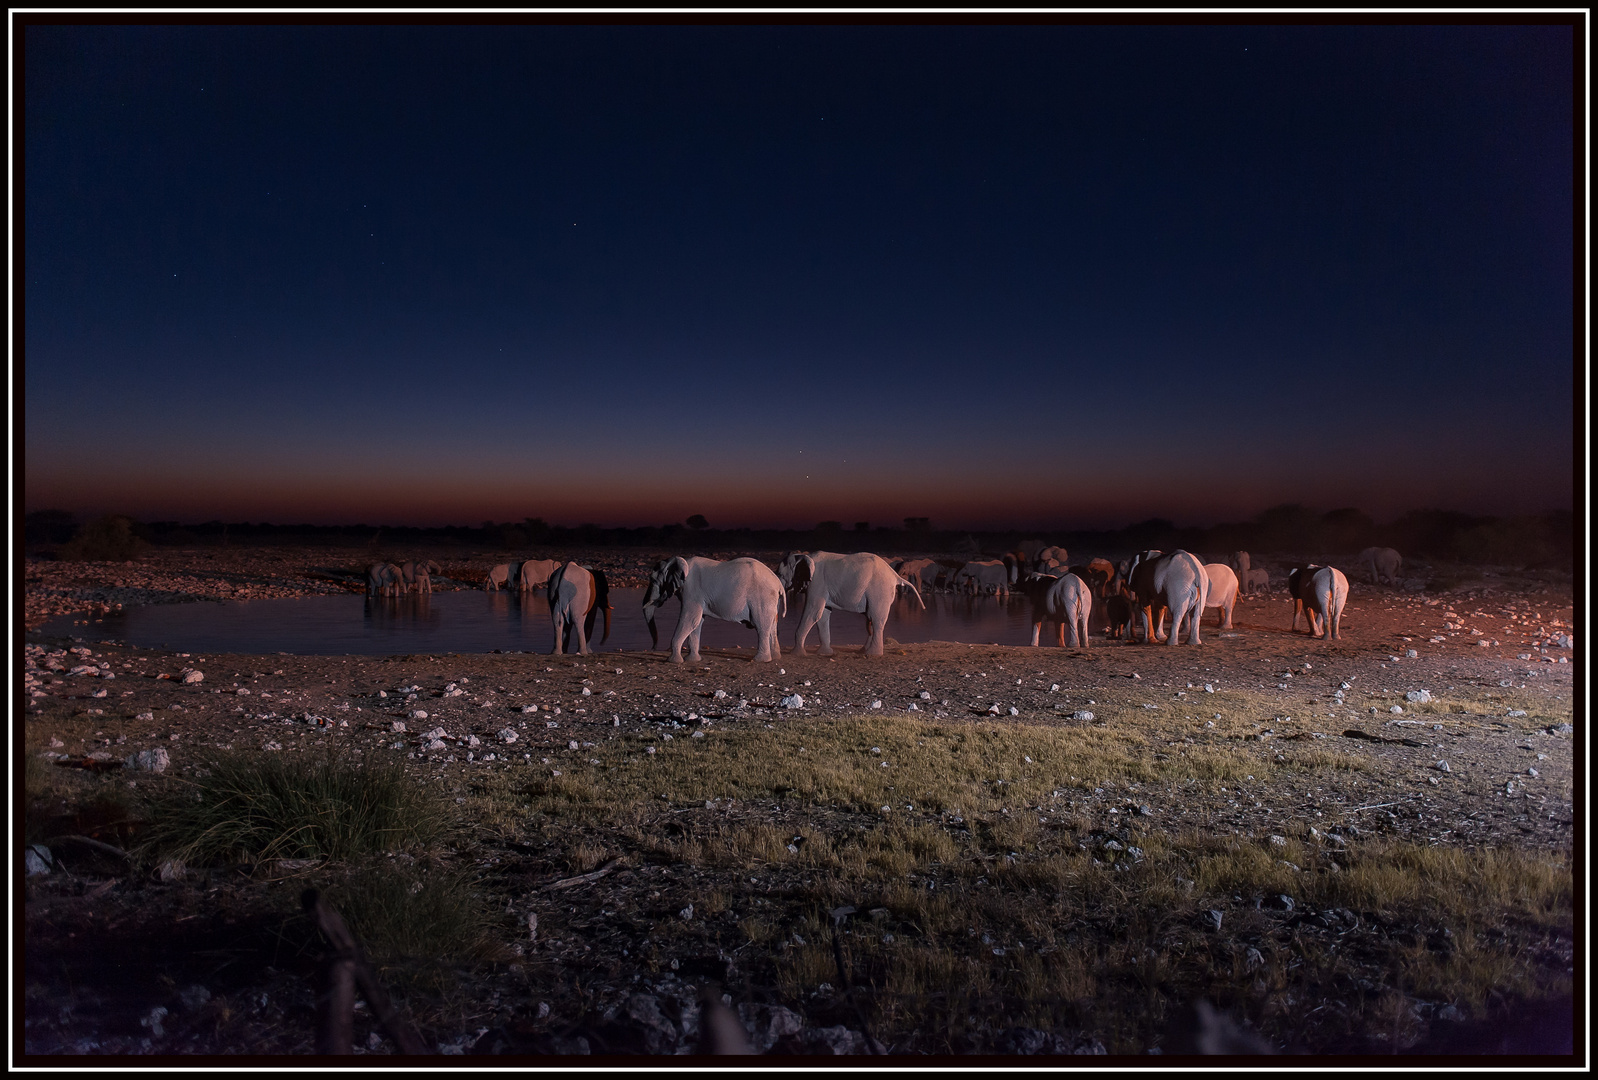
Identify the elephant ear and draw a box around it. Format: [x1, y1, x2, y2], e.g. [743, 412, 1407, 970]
[667, 557, 687, 596]
[789, 554, 814, 593]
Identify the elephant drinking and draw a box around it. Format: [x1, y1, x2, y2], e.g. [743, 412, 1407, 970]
[1357, 547, 1403, 587]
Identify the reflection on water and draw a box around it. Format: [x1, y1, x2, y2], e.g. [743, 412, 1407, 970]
[46, 587, 1052, 656]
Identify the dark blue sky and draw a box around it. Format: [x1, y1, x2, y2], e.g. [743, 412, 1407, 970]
[23, 21, 1576, 529]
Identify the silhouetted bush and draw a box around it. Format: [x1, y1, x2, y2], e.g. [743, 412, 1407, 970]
[58, 515, 149, 562]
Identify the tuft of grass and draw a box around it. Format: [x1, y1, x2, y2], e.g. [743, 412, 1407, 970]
[137, 750, 446, 866]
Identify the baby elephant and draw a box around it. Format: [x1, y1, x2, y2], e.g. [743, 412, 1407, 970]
[1242, 567, 1269, 595]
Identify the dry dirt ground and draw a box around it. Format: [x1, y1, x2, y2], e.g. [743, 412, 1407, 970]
[19, 546, 1580, 1060]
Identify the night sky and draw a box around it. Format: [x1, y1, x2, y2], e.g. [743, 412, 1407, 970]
[22, 21, 1577, 531]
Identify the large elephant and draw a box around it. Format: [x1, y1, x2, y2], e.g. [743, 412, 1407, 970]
[484, 563, 517, 591]
[518, 558, 559, 593]
[1357, 547, 1403, 587]
[1289, 565, 1349, 639]
[1202, 564, 1239, 630]
[548, 561, 611, 655]
[366, 562, 405, 598]
[641, 556, 786, 664]
[953, 559, 1010, 597]
[1242, 567, 1269, 595]
[1030, 572, 1092, 647]
[777, 551, 924, 658]
[1230, 551, 1251, 579]
[1125, 550, 1209, 646]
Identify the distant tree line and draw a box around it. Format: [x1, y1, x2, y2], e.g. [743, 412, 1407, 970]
[22, 505, 1574, 569]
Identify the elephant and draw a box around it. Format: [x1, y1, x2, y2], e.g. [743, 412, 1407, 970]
[1289, 565, 1350, 640]
[547, 561, 611, 655]
[1230, 551, 1251, 580]
[1202, 563, 1239, 630]
[1030, 572, 1093, 647]
[518, 558, 559, 593]
[1357, 547, 1403, 586]
[641, 556, 786, 664]
[484, 563, 516, 591]
[953, 559, 1010, 597]
[398, 561, 434, 595]
[777, 551, 924, 658]
[1242, 567, 1270, 595]
[1102, 592, 1135, 640]
[1125, 550, 1209, 646]
[1035, 545, 1069, 569]
[365, 562, 404, 598]
[897, 558, 938, 590]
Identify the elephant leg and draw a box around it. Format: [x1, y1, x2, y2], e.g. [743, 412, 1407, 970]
[687, 620, 705, 664]
[669, 608, 698, 664]
[1189, 600, 1203, 645]
[1078, 613, 1090, 648]
[1030, 621, 1041, 647]
[793, 604, 821, 656]
[816, 609, 834, 656]
[1056, 620, 1067, 647]
[754, 615, 777, 663]
[865, 612, 886, 657]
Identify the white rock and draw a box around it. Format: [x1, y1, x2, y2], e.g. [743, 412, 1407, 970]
[124, 748, 170, 773]
[422, 727, 446, 740]
[780, 694, 805, 709]
[466, 734, 481, 747]
[25, 847, 51, 876]
[498, 728, 519, 744]
[1072, 710, 1095, 721]
[871, 699, 883, 709]
[714, 689, 728, 699]
[410, 709, 429, 720]
[1008, 706, 1019, 716]
[581, 687, 591, 696]
[1435, 760, 1450, 772]
[181, 669, 204, 684]
[1405, 690, 1433, 704]
[1508, 709, 1527, 718]
[1527, 766, 1539, 778]
[390, 721, 407, 733]
[1390, 706, 1404, 714]
[919, 690, 933, 700]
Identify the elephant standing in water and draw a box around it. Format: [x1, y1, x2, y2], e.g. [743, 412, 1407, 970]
[399, 561, 438, 595]
[518, 559, 559, 593]
[548, 562, 611, 655]
[366, 562, 405, 598]
[1125, 550, 1209, 646]
[777, 551, 924, 658]
[1289, 565, 1350, 640]
[484, 563, 518, 591]
[641, 556, 786, 664]
[1357, 547, 1403, 586]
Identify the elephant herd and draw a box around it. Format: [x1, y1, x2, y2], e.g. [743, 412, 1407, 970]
[367, 541, 1404, 661]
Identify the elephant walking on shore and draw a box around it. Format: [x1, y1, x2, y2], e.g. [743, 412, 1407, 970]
[1357, 547, 1403, 586]
[548, 562, 611, 655]
[1289, 565, 1350, 640]
[1202, 564, 1239, 629]
[1126, 550, 1209, 646]
[777, 551, 924, 658]
[642, 556, 786, 664]
[1029, 572, 1093, 647]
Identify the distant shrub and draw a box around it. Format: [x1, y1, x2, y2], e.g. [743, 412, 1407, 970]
[58, 515, 149, 562]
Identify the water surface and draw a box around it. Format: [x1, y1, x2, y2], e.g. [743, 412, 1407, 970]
[44, 588, 1050, 655]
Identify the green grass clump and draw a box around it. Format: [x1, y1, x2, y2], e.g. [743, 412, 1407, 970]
[139, 751, 446, 866]
[311, 858, 509, 975]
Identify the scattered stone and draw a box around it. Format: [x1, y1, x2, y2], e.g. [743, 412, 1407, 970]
[178, 985, 211, 1011]
[1390, 706, 1404, 714]
[1406, 649, 1418, 658]
[1204, 909, 1223, 931]
[738, 1003, 805, 1053]
[1434, 760, 1450, 772]
[1071, 711, 1094, 721]
[390, 721, 407, 733]
[180, 669, 204, 684]
[780, 694, 805, 709]
[498, 728, 519, 744]
[124, 748, 170, 773]
[1508, 709, 1527, 718]
[1405, 690, 1433, 704]
[25, 846, 51, 876]
[1527, 767, 1539, 778]
[409, 709, 429, 720]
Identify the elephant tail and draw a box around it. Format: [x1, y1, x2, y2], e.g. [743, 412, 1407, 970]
[594, 569, 612, 645]
[902, 575, 926, 610]
[777, 587, 787, 620]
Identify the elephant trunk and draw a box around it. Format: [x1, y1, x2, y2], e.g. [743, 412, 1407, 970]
[643, 601, 661, 649]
